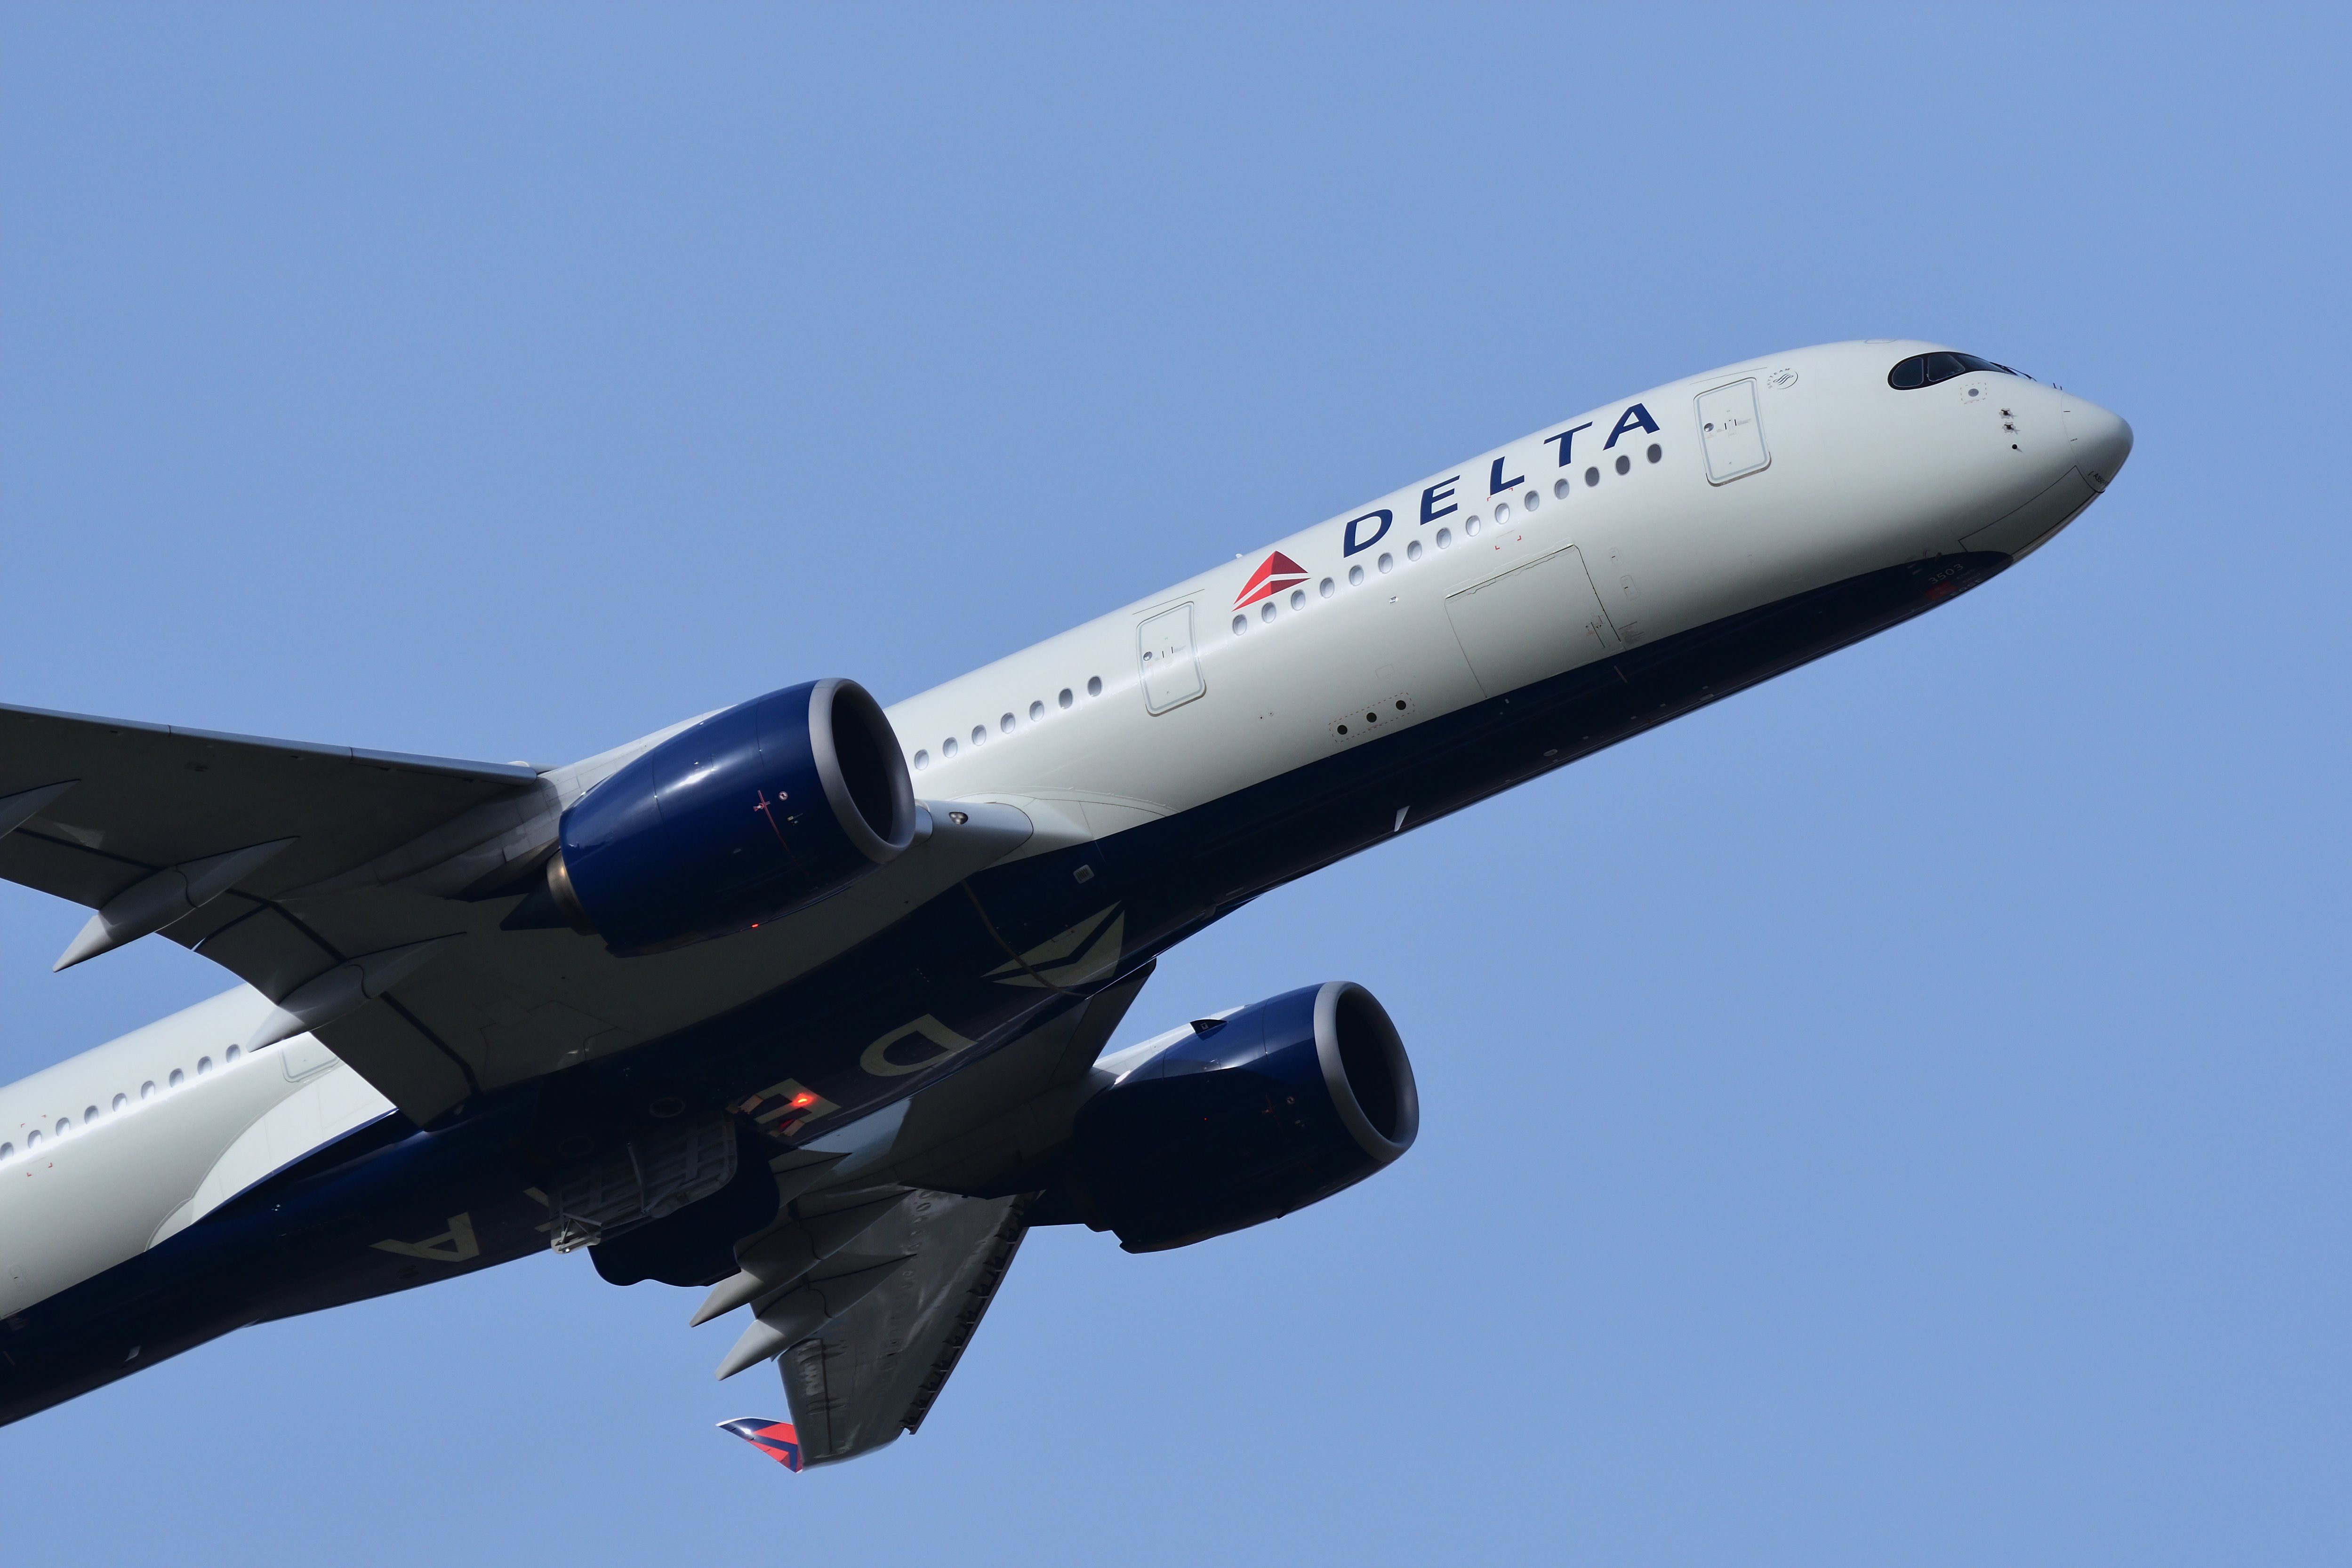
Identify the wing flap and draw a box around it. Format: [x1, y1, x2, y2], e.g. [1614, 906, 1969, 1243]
[0, 824, 139, 912]
[301, 975, 481, 1115]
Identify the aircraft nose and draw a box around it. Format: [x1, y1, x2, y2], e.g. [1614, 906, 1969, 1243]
[2065, 398, 2133, 493]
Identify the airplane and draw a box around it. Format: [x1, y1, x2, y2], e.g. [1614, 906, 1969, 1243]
[0, 340, 2131, 1466]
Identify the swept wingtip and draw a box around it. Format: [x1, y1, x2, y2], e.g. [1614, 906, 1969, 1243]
[718, 1417, 805, 1472]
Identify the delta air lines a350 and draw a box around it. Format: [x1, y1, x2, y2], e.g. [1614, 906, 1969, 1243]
[0, 341, 2130, 1465]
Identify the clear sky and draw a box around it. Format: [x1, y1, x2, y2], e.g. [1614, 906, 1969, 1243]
[2, 4, 2346, 1564]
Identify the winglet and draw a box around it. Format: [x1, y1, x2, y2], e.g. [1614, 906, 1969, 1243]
[718, 1417, 804, 1472]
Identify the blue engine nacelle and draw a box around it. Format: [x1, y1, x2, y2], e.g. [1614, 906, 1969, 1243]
[1067, 981, 1418, 1252]
[519, 679, 917, 955]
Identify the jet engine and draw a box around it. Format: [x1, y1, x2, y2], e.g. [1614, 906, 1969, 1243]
[1064, 981, 1418, 1252]
[514, 679, 917, 955]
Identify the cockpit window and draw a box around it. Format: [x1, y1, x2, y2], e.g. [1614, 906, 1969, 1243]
[1887, 351, 2022, 390]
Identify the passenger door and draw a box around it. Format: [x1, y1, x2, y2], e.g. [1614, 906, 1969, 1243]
[1137, 603, 1204, 714]
[1695, 378, 1770, 483]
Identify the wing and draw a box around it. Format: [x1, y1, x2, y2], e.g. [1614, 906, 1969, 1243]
[776, 1190, 1035, 1466]
[0, 700, 1048, 1126]
[0, 700, 545, 912]
[0, 701, 558, 1114]
[755, 969, 1153, 1464]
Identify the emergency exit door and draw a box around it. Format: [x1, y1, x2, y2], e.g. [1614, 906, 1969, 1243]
[1137, 602, 1204, 713]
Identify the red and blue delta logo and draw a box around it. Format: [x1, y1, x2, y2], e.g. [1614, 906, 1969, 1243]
[1234, 550, 1308, 610]
[719, 1416, 805, 1472]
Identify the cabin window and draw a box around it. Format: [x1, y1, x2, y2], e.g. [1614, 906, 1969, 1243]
[1886, 351, 2019, 389]
[1087, 677, 1102, 697]
[1615, 455, 1631, 475]
[1585, 466, 1600, 487]
[1231, 614, 1248, 635]
[1289, 588, 1306, 611]
[943, 738, 958, 759]
[1377, 552, 1394, 574]
[1029, 701, 1045, 722]
[140, 1081, 155, 1100]
[113, 1094, 128, 1112]
[1260, 601, 1276, 623]
[1406, 540, 1423, 562]
[197, 1056, 213, 1076]
[0, 1143, 11, 1161]
[1349, 565, 1365, 586]
[913, 750, 929, 770]
[1059, 688, 1074, 708]
[169, 1069, 184, 1088]
[1647, 443, 1662, 464]
[24, 1131, 38, 1149]
[1435, 528, 1452, 549]
[1318, 577, 1334, 598]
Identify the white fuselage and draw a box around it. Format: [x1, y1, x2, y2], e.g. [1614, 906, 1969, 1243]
[1, 993, 390, 1316]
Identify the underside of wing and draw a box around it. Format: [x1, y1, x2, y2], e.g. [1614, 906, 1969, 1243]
[777, 1190, 1035, 1466]
[0, 699, 1059, 1128]
[0, 701, 562, 1116]
[0, 700, 545, 913]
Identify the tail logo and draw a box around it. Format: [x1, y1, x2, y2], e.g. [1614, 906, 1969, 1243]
[1234, 551, 1308, 609]
[719, 1416, 804, 1472]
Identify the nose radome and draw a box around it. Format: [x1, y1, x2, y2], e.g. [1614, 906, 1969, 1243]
[2064, 399, 2133, 493]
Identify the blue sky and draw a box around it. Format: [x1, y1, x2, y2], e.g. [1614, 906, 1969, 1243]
[2, 5, 2347, 1563]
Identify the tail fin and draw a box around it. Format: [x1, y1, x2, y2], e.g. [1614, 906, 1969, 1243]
[717, 1416, 804, 1472]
